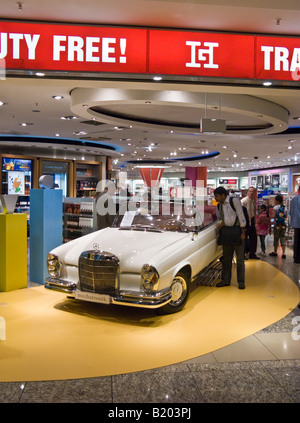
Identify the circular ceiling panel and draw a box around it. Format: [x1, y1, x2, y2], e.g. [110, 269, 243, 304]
[71, 88, 289, 135]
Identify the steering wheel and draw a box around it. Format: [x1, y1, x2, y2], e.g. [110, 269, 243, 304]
[163, 219, 186, 232]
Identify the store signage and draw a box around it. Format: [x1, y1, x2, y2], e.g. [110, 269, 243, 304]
[149, 31, 255, 78]
[2, 158, 32, 172]
[256, 36, 300, 80]
[0, 21, 148, 73]
[219, 179, 237, 185]
[42, 160, 69, 174]
[0, 21, 300, 81]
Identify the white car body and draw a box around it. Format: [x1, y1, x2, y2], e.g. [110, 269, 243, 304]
[45, 203, 221, 314]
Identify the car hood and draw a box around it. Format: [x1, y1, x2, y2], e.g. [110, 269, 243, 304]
[52, 227, 189, 271]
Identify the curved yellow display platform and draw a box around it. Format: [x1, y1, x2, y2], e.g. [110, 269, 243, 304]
[0, 261, 299, 382]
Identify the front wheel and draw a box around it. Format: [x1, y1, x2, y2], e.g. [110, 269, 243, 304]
[157, 271, 190, 315]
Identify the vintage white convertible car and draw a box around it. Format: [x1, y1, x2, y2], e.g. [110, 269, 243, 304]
[45, 201, 220, 314]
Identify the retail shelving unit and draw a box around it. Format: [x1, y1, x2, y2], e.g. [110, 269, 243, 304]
[63, 197, 97, 243]
[75, 162, 102, 198]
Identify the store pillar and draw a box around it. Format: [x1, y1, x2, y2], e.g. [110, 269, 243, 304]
[185, 167, 207, 187]
[30, 189, 63, 284]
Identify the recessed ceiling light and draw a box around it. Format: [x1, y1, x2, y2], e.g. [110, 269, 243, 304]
[263, 81, 272, 86]
[73, 131, 87, 136]
[60, 116, 77, 120]
[0, 101, 4, 106]
[52, 95, 64, 100]
[36, 72, 45, 77]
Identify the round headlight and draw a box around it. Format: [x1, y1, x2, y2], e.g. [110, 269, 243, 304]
[47, 254, 62, 279]
[141, 264, 159, 292]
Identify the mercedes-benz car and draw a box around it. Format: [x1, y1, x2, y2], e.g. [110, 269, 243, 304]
[45, 201, 220, 314]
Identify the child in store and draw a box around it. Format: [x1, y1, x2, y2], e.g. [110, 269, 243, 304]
[255, 204, 271, 256]
[269, 195, 287, 259]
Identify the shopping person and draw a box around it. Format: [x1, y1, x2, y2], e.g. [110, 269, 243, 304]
[290, 192, 300, 264]
[214, 187, 247, 289]
[255, 204, 271, 256]
[269, 195, 287, 259]
[241, 186, 260, 259]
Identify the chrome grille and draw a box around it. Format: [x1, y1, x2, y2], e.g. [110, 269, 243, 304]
[78, 250, 119, 295]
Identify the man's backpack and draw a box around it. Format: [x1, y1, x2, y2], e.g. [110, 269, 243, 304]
[232, 198, 250, 229]
[218, 197, 250, 229]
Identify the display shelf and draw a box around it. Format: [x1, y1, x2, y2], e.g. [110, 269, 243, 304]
[63, 197, 96, 243]
[75, 162, 101, 198]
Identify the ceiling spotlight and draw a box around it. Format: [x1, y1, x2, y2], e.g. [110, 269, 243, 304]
[263, 81, 272, 86]
[153, 76, 162, 81]
[52, 95, 64, 100]
[73, 131, 87, 136]
[35, 72, 45, 77]
[60, 115, 77, 120]
[0, 101, 4, 106]
[20, 122, 33, 126]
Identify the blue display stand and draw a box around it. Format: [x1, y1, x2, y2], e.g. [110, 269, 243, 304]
[30, 189, 63, 284]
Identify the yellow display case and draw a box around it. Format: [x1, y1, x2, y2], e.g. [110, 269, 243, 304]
[0, 213, 27, 291]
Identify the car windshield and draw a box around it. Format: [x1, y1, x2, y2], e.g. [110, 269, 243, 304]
[112, 201, 216, 233]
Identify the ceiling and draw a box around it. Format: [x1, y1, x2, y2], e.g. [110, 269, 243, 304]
[0, 0, 300, 175]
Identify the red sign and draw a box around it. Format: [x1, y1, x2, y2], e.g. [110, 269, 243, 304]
[0, 21, 148, 73]
[256, 36, 300, 81]
[1, 21, 300, 82]
[149, 30, 255, 78]
[138, 168, 164, 187]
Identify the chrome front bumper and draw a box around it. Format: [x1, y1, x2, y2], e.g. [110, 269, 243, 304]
[45, 277, 172, 309]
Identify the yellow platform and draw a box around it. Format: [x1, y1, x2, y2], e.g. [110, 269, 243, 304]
[0, 260, 299, 382]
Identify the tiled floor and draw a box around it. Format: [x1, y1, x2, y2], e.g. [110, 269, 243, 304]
[2, 243, 300, 403]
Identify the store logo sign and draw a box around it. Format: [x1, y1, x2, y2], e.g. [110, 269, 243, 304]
[186, 41, 219, 69]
